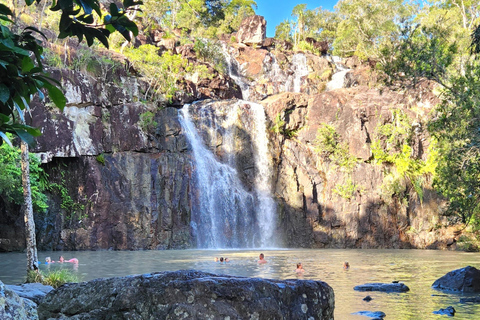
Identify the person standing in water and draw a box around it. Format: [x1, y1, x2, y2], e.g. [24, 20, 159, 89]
[258, 253, 267, 264]
[295, 262, 305, 274]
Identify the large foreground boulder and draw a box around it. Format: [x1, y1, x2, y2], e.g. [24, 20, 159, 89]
[0, 281, 38, 320]
[432, 266, 480, 293]
[38, 270, 335, 320]
[237, 15, 266, 45]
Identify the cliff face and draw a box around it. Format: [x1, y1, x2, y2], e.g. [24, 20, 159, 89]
[0, 42, 457, 251]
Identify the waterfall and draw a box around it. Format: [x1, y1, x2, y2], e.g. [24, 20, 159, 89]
[179, 101, 277, 249]
[326, 56, 351, 91]
[221, 44, 251, 100]
[285, 53, 309, 93]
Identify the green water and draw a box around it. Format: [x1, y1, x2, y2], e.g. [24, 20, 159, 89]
[1, 249, 480, 319]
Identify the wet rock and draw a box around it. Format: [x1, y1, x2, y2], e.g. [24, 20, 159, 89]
[460, 297, 480, 303]
[0, 281, 38, 320]
[432, 266, 480, 293]
[237, 15, 266, 45]
[433, 306, 455, 316]
[352, 310, 386, 319]
[6, 283, 54, 305]
[363, 295, 373, 302]
[354, 282, 410, 292]
[38, 270, 335, 320]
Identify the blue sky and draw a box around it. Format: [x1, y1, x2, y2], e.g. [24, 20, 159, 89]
[255, 0, 339, 37]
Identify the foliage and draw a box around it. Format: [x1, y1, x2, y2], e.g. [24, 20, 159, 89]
[193, 38, 226, 73]
[333, 177, 360, 200]
[95, 153, 106, 166]
[333, 0, 414, 59]
[270, 113, 297, 138]
[0, 137, 48, 212]
[124, 45, 188, 101]
[371, 111, 435, 204]
[27, 269, 79, 288]
[139, 111, 157, 132]
[314, 124, 357, 172]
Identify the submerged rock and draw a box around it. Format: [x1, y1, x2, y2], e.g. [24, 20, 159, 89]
[354, 282, 410, 292]
[433, 306, 455, 316]
[432, 266, 480, 293]
[38, 270, 335, 320]
[352, 310, 386, 319]
[0, 281, 38, 320]
[460, 296, 480, 303]
[363, 295, 373, 302]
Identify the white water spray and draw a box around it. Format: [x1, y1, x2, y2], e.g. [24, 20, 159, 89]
[180, 101, 277, 248]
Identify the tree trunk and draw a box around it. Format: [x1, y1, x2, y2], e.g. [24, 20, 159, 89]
[21, 140, 39, 273]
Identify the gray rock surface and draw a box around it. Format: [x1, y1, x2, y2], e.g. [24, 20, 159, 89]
[0, 281, 38, 320]
[432, 266, 480, 293]
[6, 283, 54, 305]
[353, 282, 410, 292]
[38, 270, 334, 320]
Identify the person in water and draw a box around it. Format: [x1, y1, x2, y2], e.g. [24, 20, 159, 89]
[45, 257, 53, 264]
[220, 257, 224, 263]
[343, 261, 350, 270]
[58, 256, 79, 264]
[258, 253, 267, 264]
[295, 262, 305, 274]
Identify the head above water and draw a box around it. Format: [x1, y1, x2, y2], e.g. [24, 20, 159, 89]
[259, 253, 264, 260]
[297, 262, 302, 269]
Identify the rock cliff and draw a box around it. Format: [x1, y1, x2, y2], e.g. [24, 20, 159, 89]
[0, 37, 458, 251]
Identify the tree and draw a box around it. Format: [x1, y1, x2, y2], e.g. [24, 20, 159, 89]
[333, 0, 414, 59]
[0, 0, 141, 276]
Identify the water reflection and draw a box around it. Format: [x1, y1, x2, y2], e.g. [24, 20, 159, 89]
[1, 249, 480, 320]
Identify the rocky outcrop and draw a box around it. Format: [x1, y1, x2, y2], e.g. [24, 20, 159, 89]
[38, 270, 335, 320]
[433, 306, 455, 316]
[354, 282, 410, 292]
[6, 283, 53, 305]
[259, 85, 452, 249]
[0, 281, 38, 320]
[237, 15, 266, 45]
[432, 266, 480, 292]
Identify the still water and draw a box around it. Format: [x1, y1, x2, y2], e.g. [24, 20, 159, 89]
[1, 249, 480, 319]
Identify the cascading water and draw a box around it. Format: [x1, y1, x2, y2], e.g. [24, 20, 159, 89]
[221, 44, 251, 100]
[180, 101, 277, 249]
[285, 53, 309, 93]
[326, 55, 351, 91]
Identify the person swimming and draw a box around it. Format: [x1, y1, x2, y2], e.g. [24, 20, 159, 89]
[58, 256, 78, 264]
[258, 253, 267, 264]
[45, 257, 53, 264]
[343, 261, 350, 270]
[295, 262, 305, 274]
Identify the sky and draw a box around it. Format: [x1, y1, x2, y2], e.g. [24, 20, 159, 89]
[255, 0, 339, 37]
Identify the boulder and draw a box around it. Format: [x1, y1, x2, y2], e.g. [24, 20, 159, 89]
[38, 270, 335, 320]
[432, 266, 480, 293]
[0, 281, 38, 320]
[6, 283, 54, 305]
[433, 306, 455, 316]
[237, 15, 266, 45]
[352, 311, 385, 319]
[354, 282, 410, 292]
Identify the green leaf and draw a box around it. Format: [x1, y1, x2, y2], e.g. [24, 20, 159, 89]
[43, 82, 66, 110]
[12, 127, 35, 147]
[0, 3, 13, 16]
[21, 56, 35, 73]
[0, 84, 9, 104]
[0, 131, 13, 147]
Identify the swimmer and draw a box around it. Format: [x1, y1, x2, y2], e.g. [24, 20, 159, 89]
[45, 257, 53, 264]
[59, 256, 79, 264]
[214, 257, 219, 262]
[220, 257, 224, 263]
[258, 253, 267, 264]
[295, 262, 305, 274]
[343, 261, 350, 270]
[225, 257, 229, 263]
